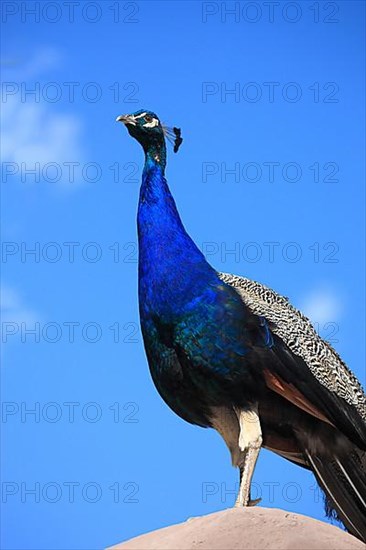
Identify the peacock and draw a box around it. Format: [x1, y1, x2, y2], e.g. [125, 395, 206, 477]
[116, 109, 366, 542]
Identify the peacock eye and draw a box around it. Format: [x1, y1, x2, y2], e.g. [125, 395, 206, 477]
[145, 115, 153, 123]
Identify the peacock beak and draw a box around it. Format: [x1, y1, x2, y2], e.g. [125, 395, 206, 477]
[116, 114, 136, 126]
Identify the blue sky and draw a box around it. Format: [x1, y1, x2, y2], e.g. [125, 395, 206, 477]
[1, 1, 365, 549]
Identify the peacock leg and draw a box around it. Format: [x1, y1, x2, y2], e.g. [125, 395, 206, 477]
[238, 464, 262, 507]
[235, 406, 262, 507]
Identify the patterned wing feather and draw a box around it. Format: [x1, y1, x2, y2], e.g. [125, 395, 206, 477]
[218, 272, 366, 421]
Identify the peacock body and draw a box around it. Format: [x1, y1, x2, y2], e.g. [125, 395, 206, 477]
[116, 109, 366, 542]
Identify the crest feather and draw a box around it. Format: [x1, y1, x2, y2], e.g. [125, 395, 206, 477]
[162, 124, 183, 153]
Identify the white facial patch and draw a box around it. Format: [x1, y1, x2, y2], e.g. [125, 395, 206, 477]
[143, 118, 159, 128]
[134, 112, 147, 120]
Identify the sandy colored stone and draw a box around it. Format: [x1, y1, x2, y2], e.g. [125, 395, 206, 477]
[106, 507, 365, 550]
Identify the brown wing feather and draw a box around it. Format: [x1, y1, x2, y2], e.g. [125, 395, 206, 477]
[263, 369, 334, 427]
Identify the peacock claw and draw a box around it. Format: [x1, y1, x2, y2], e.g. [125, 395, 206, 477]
[248, 497, 262, 506]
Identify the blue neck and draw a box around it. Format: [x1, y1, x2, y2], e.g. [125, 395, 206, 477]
[137, 152, 217, 313]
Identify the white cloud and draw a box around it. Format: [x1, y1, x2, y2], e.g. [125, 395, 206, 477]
[300, 288, 342, 324]
[1, 49, 85, 182]
[1, 285, 41, 351]
[1, 97, 84, 167]
[1, 285, 40, 325]
[21, 48, 63, 80]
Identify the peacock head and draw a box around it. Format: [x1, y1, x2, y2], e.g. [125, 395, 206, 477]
[116, 110, 182, 155]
